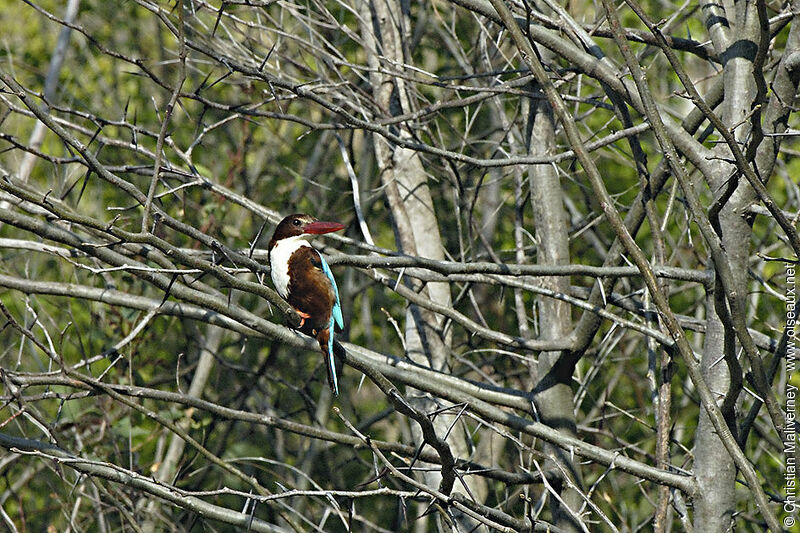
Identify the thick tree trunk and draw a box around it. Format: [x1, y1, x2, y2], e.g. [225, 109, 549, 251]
[359, 2, 487, 530]
[693, 1, 764, 529]
[527, 90, 584, 532]
[694, 290, 737, 530]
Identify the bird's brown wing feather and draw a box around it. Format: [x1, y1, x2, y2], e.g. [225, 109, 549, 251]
[287, 246, 335, 332]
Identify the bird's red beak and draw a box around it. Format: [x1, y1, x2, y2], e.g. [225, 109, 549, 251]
[303, 221, 345, 235]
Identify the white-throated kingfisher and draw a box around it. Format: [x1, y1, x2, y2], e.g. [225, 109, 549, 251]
[268, 213, 345, 395]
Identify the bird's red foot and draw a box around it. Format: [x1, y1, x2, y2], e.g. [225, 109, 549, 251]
[295, 309, 311, 328]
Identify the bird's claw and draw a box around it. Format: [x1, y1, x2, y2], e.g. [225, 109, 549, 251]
[295, 309, 311, 328]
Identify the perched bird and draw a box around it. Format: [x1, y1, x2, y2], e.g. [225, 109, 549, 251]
[268, 213, 345, 395]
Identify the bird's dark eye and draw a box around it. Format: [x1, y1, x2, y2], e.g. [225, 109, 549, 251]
[292, 219, 301, 226]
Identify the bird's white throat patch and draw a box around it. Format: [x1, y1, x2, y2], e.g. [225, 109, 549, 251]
[269, 236, 311, 299]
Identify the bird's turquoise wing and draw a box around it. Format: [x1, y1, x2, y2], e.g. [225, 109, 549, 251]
[318, 254, 343, 329]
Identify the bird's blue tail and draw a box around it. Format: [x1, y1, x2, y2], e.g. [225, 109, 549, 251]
[317, 254, 341, 395]
[318, 320, 338, 396]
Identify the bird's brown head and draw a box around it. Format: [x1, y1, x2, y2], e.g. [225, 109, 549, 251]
[268, 213, 345, 249]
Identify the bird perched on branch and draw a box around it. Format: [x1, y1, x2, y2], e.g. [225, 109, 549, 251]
[268, 213, 345, 395]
